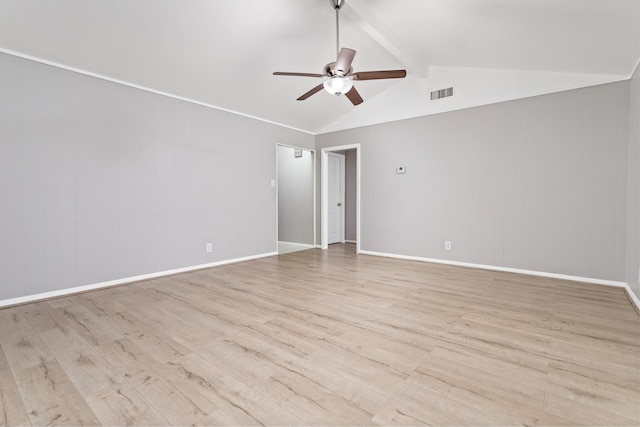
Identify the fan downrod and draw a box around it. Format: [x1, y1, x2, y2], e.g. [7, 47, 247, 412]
[272, 0, 406, 106]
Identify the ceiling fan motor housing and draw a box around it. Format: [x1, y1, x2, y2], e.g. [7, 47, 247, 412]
[272, 0, 405, 105]
[330, 0, 345, 10]
[323, 62, 353, 77]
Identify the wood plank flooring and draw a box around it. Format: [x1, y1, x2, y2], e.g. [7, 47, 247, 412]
[1, 243, 638, 426]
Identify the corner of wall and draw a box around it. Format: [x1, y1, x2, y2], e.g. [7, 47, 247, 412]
[626, 59, 640, 301]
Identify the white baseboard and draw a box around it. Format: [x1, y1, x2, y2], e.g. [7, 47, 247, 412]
[278, 241, 315, 247]
[624, 284, 640, 312]
[359, 250, 628, 288]
[0, 251, 278, 308]
[4, 249, 637, 313]
[360, 249, 640, 312]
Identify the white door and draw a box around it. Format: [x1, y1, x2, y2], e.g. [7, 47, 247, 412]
[327, 153, 345, 244]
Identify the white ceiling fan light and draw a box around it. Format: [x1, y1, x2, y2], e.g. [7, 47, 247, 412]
[272, 0, 406, 105]
[323, 76, 354, 95]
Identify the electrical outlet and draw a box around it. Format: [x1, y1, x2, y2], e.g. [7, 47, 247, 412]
[445, 241, 452, 251]
[206, 243, 213, 253]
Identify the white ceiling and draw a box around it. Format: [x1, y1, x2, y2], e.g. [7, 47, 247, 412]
[0, 0, 639, 134]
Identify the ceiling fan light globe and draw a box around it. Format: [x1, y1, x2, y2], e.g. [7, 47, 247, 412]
[323, 77, 353, 95]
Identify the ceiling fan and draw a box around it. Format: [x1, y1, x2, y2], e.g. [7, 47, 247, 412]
[273, 0, 407, 106]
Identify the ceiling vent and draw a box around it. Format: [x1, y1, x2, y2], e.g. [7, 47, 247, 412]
[430, 87, 453, 101]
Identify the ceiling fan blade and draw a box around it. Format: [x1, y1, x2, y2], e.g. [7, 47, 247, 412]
[335, 48, 356, 75]
[274, 72, 325, 78]
[351, 70, 407, 80]
[297, 84, 325, 101]
[345, 86, 363, 106]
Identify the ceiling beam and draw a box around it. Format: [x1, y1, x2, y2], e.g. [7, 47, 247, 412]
[342, 0, 430, 78]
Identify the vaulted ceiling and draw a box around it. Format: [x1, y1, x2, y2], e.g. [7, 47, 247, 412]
[1, 0, 638, 134]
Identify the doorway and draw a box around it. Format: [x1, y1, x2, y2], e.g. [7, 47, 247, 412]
[327, 152, 345, 245]
[321, 144, 360, 253]
[276, 145, 316, 254]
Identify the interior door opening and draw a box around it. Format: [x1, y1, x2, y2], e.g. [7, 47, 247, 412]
[327, 152, 345, 245]
[276, 145, 316, 254]
[321, 144, 360, 253]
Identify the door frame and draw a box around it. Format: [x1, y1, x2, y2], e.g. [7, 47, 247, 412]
[276, 144, 317, 248]
[321, 143, 361, 253]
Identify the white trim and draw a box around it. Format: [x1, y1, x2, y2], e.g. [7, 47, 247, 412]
[624, 284, 640, 311]
[313, 151, 318, 247]
[275, 143, 316, 150]
[277, 241, 315, 255]
[356, 147, 361, 254]
[321, 144, 361, 254]
[361, 249, 639, 312]
[327, 152, 346, 245]
[0, 48, 314, 136]
[277, 241, 315, 247]
[0, 252, 277, 308]
[275, 144, 317, 247]
[275, 146, 279, 252]
[321, 151, 328, 250]
[359, 250, 627, 288]
[631, 57, 640, 79]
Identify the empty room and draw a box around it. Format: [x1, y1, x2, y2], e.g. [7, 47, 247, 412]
[0, 0, 639, 425]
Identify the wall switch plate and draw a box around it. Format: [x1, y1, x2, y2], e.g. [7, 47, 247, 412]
[206, 243, 213, 253]
[270, 179, 276, 188]
[396, 166, 406, 174]
[445, 241, 452, 251]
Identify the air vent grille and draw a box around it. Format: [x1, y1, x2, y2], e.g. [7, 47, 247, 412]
[430, 87, 454, 100]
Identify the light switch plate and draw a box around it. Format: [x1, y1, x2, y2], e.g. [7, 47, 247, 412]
[396, 166, 406, 174]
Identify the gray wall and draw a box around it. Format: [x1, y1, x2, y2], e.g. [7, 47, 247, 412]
[0, 52, 313, 301]
[277, 146, 314, 245]
[1, 49, 635, 302]
[317, 81, 630, 282]
[627, 63, 640, 299]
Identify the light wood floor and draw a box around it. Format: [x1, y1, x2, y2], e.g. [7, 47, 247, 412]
[1, 244, 638, 426]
